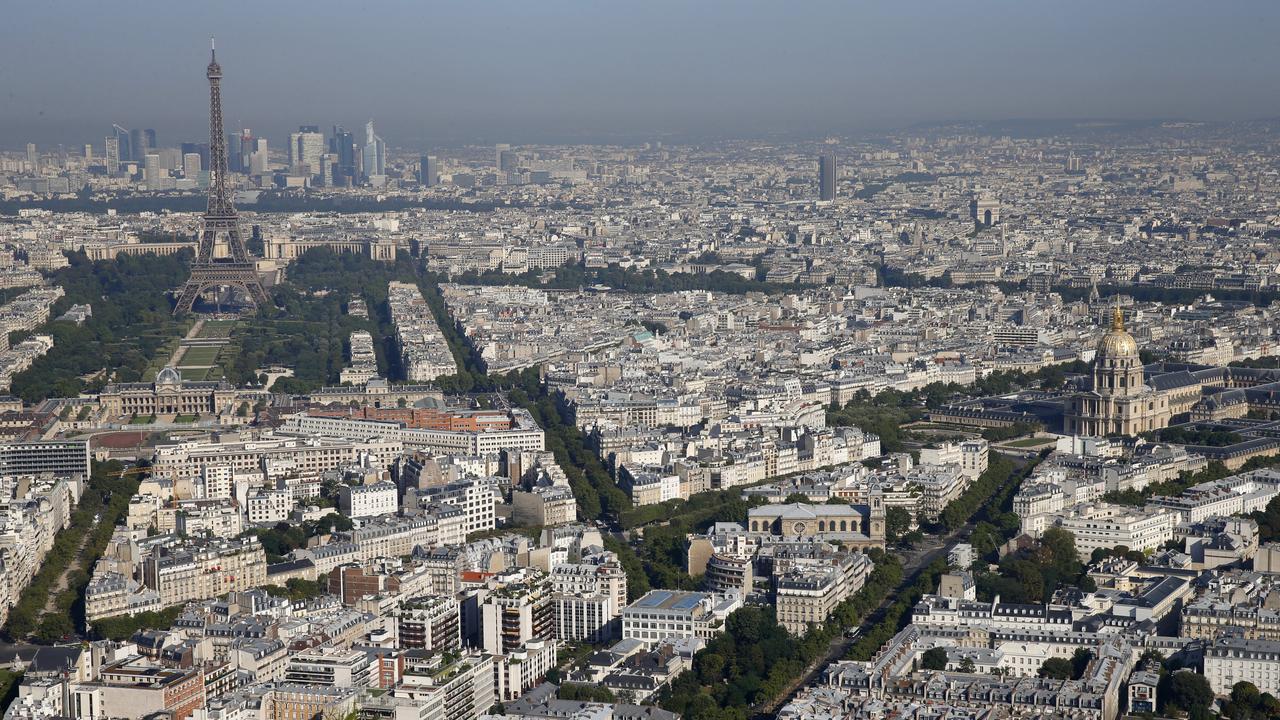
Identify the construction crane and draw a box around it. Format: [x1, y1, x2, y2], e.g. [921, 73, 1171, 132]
[107, 464, 150, 479]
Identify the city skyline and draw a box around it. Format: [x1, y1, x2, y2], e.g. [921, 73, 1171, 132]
[6, 1, 1280, 149]
[6, 4, 1280, 720]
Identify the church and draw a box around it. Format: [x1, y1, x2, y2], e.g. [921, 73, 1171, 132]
[1063, 308, 1280, 439]
[1064, 308, 1174, 436]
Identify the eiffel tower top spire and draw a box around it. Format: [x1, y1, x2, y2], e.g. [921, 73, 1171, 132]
[206, 37, 233, 217]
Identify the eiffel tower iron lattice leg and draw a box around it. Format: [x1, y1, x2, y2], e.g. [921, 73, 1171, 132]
[174, 266, 271, 314]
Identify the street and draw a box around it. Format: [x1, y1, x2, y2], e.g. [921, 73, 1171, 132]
[750, 519, 975, 719]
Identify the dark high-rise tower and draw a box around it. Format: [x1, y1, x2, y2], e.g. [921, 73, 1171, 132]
[819, 153, 836, 202]
[112, 125, 131, 166]
[419, 154, 438, 186]
[331, 126, 356, 186]
[129, 128, 145, 162]
[174, 40, 269, 315]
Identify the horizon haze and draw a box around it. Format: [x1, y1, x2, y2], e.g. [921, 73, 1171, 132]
[4, 1, 1280, 149]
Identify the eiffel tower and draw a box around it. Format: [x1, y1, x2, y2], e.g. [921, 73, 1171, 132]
[174, 40, 270, 315]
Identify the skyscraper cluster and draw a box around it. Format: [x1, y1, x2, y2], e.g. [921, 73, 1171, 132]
[99, 125, 158, 176]
[83, 107, 408, 189]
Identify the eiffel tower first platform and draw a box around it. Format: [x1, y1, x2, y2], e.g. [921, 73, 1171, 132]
[174, 40, 270, 315]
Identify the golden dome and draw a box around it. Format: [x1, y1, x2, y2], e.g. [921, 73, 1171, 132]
[1096, 307, 1138, 357]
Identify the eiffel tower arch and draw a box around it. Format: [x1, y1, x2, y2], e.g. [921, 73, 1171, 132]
[174, 40, 270, 315]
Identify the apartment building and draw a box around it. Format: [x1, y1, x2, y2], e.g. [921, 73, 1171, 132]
[512, 485, 577, 527]
[340, 330, 380, 385]
[388, 280, 459, 382]
[230, 638, 289, 683]
[620, 466, 681, 506]
[775, 551, 874, 635]
[918, 438, 989, 479]
[1013, 482, 1069, 537]
[907, 465, 970, 522]
[1052, 503, 1179, 559]
[281, 411, 546, 456]
[338, 481, 399, 518]
[493, 639, 558, 702]
[413, 475, 497, 535]
[0, 474, 83, 627]
[0, 439, 90, 478]
[550, 554, 628, 643]
[396, 595, 462, 652]
[621, 590, 743, 648]
[1205, 637, 1280, 695]
[92, 658, 206, 720]
[1150, 470, 1280, 524]
[0, 287, 63, 334]
[341, 516, 440, 562]
[398, 651, 495, 720]
[246, 489, 291, 525]
[83, 571, 163, 621]
[912, 594, 1075, 634]
[139, 537, 268, 608]
[480, 569, 555, 655]
[151, 435, 404, 480]
[284, 648, 374, 688]
[264, 684, 358, 720]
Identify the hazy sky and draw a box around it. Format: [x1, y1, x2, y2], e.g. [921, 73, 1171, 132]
[4, 1, 1280, 150]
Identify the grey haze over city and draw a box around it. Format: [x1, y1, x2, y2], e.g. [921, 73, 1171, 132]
[5, 0, 1280, 148]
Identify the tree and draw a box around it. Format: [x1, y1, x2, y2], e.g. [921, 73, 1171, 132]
[1163, 671, 1214, 717]
[698, 652, 726, 684]
[1039, 527, 1081, 574]
[920, 647, 948, 670]
[35, 614, 74, 644]
[1070, 648, 1094, 679]
[969, 521, 1001, 560]
[724, 606, 769, 645]
[558, 683, 615, 703]
[1230, 682, 1261, 713]
[1038, 657, 1073, 680]
[684, 694, 718, 720]
[1138, 649, 1165, 666]
[957, 657, 976, 673]
[885, 507, 912, 542]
